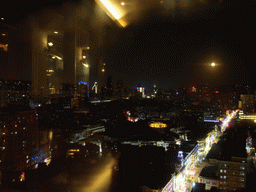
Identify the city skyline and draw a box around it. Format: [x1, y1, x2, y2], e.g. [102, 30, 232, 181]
[1, 1, 256, 191]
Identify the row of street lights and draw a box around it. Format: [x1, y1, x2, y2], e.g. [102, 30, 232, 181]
[163, 110, 237, 192]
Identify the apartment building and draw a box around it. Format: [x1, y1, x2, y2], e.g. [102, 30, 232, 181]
[218, 157, 246, 191]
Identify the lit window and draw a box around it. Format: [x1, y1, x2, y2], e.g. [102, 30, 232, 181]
[23, 127, 26, 130]
[240, 184, 244, 187]
[220, 176, 223, 179]
[15, 132, 17, 134]
[240, 166, 245, 170]
[3, 125, 5, 128]
[224, 170, 226, 173]
[2, 147, 5, 150]
[224, 176, 226, 179]
[220, 169, 223, 173]
[240, 172, 245, 176]
[240, 178, 244, 182]
[2, 132, 5, 135]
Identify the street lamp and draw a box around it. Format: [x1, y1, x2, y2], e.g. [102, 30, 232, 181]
[45, 42, 53, 53]
[211, 63, 215, 67]
[48, 42, 53, 47]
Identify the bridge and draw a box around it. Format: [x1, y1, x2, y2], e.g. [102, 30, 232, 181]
[81, 125, 105, 135]
[121, 140, 176, 151]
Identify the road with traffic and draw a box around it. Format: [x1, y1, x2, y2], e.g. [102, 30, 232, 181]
[162, 110, 238, 192]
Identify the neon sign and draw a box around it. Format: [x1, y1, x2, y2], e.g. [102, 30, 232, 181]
[78, 80, 87, 85]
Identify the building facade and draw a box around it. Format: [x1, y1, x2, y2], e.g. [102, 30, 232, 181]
[240, 94, 254, 113]
[0, 106, 39, 183]
[1, 1, 120, 100]
[217, 157, 247, 191]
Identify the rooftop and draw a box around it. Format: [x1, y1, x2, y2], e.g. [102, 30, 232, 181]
[0, 103, 32, 114]
[199, 166, 218, 179]
[192, 183, 205, 192]
[206, 125, 247, 162]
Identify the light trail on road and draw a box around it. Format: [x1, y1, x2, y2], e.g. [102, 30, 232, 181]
[162, 110, 238, 192]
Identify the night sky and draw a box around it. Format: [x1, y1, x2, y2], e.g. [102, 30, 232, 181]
[107, 1, 256, 90]
[1, 0, 256, 90]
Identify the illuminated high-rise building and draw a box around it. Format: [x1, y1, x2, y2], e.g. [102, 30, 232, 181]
[0, 105, 39, 183]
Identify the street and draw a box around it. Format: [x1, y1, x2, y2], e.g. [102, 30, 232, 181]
[163, 111, 237, 192]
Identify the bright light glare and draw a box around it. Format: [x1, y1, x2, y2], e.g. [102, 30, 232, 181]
[99, 0, 121, 19]
[98, 0, 127, 27]
[83, 64, 89, 67]
[48, 42, 53, 47]
[54, 31, 58, 34]
[82, 153, 115, 191]
[118, 19, 127, 27]
[211, 63, 215, 67]
[121, 2, 125, 5]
